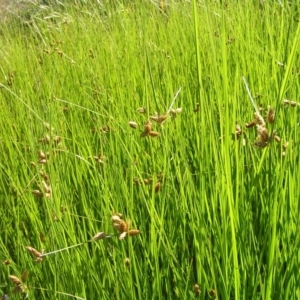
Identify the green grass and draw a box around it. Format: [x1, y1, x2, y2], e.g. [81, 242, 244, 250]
[1, 0, 300, 299]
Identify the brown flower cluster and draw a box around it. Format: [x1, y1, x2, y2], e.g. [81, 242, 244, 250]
[8, 270, 28, 295]
[111, 213, 140, 240]
[26, 246, 44, 262]
[240, 106, 280, 148]
[128, 106, 182, 138]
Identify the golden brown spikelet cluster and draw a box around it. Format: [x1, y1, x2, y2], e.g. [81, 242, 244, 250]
[133, 172, 164, 193]
[282, 99, 300, 107]
[91, 153, 106, 165]
[139, 120, 160, 138]
[26, 246, 44, 262]
[129, 104, 182, 138]
[242, 106, 281, 148]
[92, 232, 107, 241]
[111, 213, 140, 240]
[8, 271, 28, 295]
[32, 178, 52, 199]
[194, 284, 201, 296]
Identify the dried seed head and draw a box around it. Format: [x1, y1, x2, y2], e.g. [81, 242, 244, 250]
[52, 136, 62, 145]
[128, 229, 140, 236]
[38, 150, 46, 159]
[154, 182, 161, 193]
[128, 121, 138, 129]
[2, 260, 10, 265]
[151, 114, 168, 124]
[253, 141, 269, 148]
[92, 232, 106, 240]
[32, 190, 44, 198]
[137, 107, 146, 114]
[148, 131, 160, 137]
[235, 124, 242, 139]
[257, 125, 269, 142]
[282, 99, 300, 107]
[42, 181, 51, 194]
[124, 257, 130, 266]
[119, 232, 127, 240]
[245, 119, 256, 128]
[254, 112, 266, 127]
[45, 192, 51, 198]
[38, 159, 47, 165]
[144, 120, 152, 133]
[9, 275, 22, 286]
[267, 106, 275, 124]
[194, 284, 201, 296]
[111, 215, 122, 222]
[282, 142, 289, 149]
[119, 220, 129, 233]
[273, 134, 281, 143]
[26, 246, 42, 258]
[209, 289, 216, 297]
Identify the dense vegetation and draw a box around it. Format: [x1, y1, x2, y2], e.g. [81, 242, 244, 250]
[1, 1, 300, 299]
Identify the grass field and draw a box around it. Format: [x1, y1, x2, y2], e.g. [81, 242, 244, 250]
[1, 0, 300, 299]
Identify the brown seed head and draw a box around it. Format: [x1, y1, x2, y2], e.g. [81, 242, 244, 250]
[119, 232, 127, 240]
[267, 106, 275, 124]
[148, 131, 160, 137]
[2, 260, 10, 265]
[194, 284, 201, 296]
[26, 246, 42, 258]
[154, 182, 161, 193]
[273, 134, 281, 143]
[38, 150, 46, 159]
[32, 190, 44, 198]
[254, 112, 266, 127]
[124, 257, 130, 266]
[128, 121, 138, 129]
[9, 275, 22, 286]
[209, 289, 216, 297]
[257, 125, 269, 142]
[128, 229, 140, 236]
[245, 119, 257, 128]
[137, 107, 146, 114]
[92, 232, 106, 240]
[144, 120, 152, 133]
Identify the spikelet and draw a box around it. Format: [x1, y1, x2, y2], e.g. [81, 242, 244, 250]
[111, 213, 140, 240]
[267, 106, 275, 124]
[245, 119, 256, 128]
[141, 120, 152, 137]
[26, 246, 42, 258]
[154, 182, 161, 193]
[194, 284, 201, 296]
[128, 121, 138, 129]
[254, 112, 266, 127]
[148, 131, 160, 137]
[128, 229, 140, 236]
[137, 107, 146, 114]
[150, 113, 168, 125]
[282, 99, 300, 107]
[144, 120, 152, 133]
[8, 275, 21, 286]
[254, 125, 270, 148]
[92, 232, 106, 240]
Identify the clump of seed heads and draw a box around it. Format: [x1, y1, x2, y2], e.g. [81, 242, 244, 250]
[111, 213, 140, 240]
[8, 270, 28, 295]
[32, 212, 140, 259]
